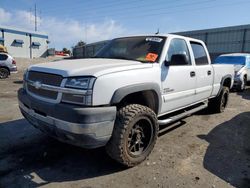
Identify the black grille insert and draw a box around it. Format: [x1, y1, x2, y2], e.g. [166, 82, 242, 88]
[27, 71, 63, 100]
[28, 71, 63, 86]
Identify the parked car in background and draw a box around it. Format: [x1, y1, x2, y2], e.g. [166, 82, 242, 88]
[214, 53, 250, 91]
[0, 53, 17, 79]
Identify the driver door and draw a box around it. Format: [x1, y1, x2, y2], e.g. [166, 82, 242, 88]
[160, 38, 196, 114]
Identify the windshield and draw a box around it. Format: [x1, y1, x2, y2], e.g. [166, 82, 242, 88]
[94, 36, 166, 63]
[214, 56, 246, 65]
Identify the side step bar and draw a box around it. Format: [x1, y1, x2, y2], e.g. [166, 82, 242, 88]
[158, 102, 208, 125]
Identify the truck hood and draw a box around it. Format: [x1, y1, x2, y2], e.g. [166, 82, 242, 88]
[29, 58, 153, 77]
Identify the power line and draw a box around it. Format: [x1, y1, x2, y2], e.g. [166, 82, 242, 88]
[42, 0, 147, 13]
[41, 0, 216, 23]
[64, 0, 216, 22]
[111, 0, 250, 24]
[38, 0, 250, 31]
[41, 0, 223, 24]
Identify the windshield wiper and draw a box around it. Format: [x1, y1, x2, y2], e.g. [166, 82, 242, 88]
[110, 56, 134, 61]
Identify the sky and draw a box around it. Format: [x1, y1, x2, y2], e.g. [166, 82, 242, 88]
[0, 0, 250, 50]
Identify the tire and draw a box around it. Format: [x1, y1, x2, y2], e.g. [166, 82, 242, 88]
[238, 77, 247, 92]
[0, 67, 9, 79]
[106, 104, 159, 167]
[208, 86, 229, 113]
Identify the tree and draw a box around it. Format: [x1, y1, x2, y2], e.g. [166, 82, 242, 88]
[75, 40, 86, 47]
[62, 48, 71, 55]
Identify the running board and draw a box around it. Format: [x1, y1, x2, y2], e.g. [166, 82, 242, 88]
[158, 102, 208, 125]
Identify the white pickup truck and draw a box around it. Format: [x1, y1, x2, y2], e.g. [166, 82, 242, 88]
[18, 34, 234, 167]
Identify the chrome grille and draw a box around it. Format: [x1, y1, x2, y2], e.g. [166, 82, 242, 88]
[26, 71, 63, 100]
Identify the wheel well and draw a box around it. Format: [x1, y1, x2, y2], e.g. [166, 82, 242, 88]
[222, 77, 231, 88]
[117, 90, 159, 114]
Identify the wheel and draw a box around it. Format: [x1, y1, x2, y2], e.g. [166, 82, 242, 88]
[0, 67, 9, 79]
[208, 86, 229, 113]
[238, 77, 247, 92]
[106, 104, 159, 167]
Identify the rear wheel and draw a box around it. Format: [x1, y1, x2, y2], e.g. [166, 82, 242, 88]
[106, 104, 159, 167]
[208, 86, 229, 113]
[0, 67, 9, 79]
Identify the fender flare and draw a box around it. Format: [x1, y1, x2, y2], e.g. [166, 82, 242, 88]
[217, 74, 233, 96]
[110, 83, 162, 114]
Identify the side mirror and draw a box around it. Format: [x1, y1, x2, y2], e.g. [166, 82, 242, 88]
[165, 54, 189, 66]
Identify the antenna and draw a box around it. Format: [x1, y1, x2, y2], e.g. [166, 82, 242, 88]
[155, 28, 159, 35]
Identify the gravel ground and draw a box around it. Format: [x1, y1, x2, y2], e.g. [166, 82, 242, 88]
[0, 58, 250, 188]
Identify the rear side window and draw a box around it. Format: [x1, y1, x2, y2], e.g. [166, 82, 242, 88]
[190, 42, 209, 65]
[247, 57, 250, 69]
[0, 54, 8, 61]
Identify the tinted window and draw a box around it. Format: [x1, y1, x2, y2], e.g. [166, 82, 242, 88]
[246, 57, 250, 69]
[214, 56, 246, 65]
[0, 54, 8, 61]
[95, 36, 166, 63]
[191, 42, 209, 65]
[166, 38, 191, 65]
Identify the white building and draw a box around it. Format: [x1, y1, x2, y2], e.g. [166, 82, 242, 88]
[0, 26, 49, 58]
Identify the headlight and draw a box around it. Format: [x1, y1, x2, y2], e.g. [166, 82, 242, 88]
[234, 72, 241, 79]
[65, 77, 95, 89]
[62, 77, 96, 105]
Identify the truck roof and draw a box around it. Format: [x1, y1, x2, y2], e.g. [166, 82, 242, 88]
[114, 34, 204, 43]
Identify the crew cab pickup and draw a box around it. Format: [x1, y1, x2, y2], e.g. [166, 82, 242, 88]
[18, 34, 234, 167]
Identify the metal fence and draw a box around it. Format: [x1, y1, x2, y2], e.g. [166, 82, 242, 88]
[174, 24, 250, 61]
[73, 40, 109, 58]
[72, 25, 250, 61]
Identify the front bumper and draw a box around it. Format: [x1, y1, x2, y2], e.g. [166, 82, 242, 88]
[10, 66, 17, 73]
[18, 88, 116, 148]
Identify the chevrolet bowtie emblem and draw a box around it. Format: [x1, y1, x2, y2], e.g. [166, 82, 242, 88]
[34, 81, 42, 89]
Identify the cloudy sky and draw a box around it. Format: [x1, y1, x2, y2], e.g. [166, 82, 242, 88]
[0, 0, 250, 50]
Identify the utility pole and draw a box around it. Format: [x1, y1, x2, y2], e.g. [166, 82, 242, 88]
[35, 3, 37, 31]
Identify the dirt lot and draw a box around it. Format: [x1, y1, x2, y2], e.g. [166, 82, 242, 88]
[0, 58, 250, 188]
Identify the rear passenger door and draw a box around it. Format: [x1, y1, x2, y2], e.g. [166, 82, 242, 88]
[190, 41, 213, 102]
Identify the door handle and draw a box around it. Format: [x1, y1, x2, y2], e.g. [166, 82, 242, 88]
[190, 71, 196, 77]
[207, 70, 211, 75]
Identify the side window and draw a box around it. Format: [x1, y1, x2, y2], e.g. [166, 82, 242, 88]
[166, 38, 191, 65]
[0, 54, 8, 61]
[247, 58, 250, 69]
[190, 42, 209, 65]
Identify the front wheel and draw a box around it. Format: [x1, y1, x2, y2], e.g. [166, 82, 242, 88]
[106, 104, 159, 167]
